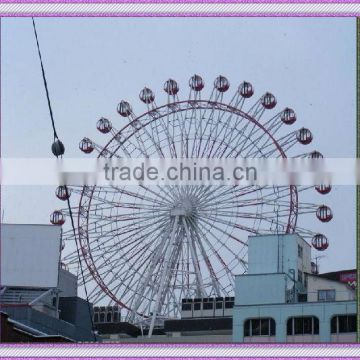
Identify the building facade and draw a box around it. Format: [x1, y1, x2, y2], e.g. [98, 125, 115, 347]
[233, 234, 356, 343]
[0, 224, 95, 342]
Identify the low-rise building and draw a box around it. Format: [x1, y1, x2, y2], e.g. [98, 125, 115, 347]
[0, 224, 96, 342]
[233, 234, 356, 343]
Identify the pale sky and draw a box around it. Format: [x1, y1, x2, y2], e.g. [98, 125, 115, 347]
[2, 17, 356, 273]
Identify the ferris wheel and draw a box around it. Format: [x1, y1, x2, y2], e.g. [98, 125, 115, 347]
[50, 75, 332, 326]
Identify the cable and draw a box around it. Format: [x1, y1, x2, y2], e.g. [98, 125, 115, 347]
[32, 18, 59, 141]
[32, 18, 97, 341]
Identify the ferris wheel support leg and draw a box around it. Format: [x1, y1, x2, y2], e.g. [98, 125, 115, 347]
[182, 217, 206, 298]
[148, 215, 179, 338]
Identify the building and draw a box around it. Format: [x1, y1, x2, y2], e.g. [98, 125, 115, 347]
[92, 301, 234, 342]
[319, 269, 356, 289]
[0, 312, 73, 343]
[233, 234, 356, 343]
[0, 224, 96, 342]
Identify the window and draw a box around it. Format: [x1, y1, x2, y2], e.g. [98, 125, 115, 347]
[225, 301, 234, 309]
[113, 312, 119, 322]
[298, 270, 303, 283]
[251, 319, 260, 336]
[194, 303, 201, 311]
[244, 318, 276, 337]
[203, 302, 213, 310]
[99, 313, 105, 323]
[94, 313, 99, 323]
[287, 316, 319, 335]
[331, 315, 357, 333]
[318, 289, 335, 302]
[216, 302, 223, 309]
[304, 274, 308, 288]
[298, 244, 303, 258]
[181, 303, 192, 311]
[106, 312, 112, 322]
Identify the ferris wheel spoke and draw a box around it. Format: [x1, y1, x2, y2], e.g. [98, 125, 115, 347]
[244, 116, 284, 157]
[79, 211, 166, 224]
[248, 132, 297, 158]
[148, 215, 181, 336]
[207, 106, 240, 158]
[189, 222, 237, 289]
[90, 228, 160, 274]
[187, 219, 222, 296]
[200, 211, 287, 237]
[140, 119, 167, 158]
[183, 107, 198, 158]
[154, 109, 177, 158]
[80, 189, 166, 212]
[242, 130, 274, 158]
[214, 112, 248, 158]
[195, 106, 218, 158]
[121, 128, 149, 158]
[91, 219, 170, 264]
[92, 241, 156, 304]
[200, 107, 223, 158]
[114, 236, 169, 306]
[109, 185, 169, 206]
[195, 217, 248, 272]
[81, 219, 170, 264]
[201, 106, 225, 158]
[137, 184, 175, 206]
[197, 214, 249, 246]
[181, 217, 206, 298]
[221, 117, 254, 158]
[189, 112, 203, 158]
[94, 239, 151, 283]
[199, 195, 290, 213]
[171, 100, 190, 158]
[130, 219, 175, 318]
[158, 229, 184, 315]
[81, 218, 158, 249]
[197, 186, 239, 208]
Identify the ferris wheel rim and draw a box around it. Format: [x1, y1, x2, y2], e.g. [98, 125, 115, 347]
[101, 100, 288, 159]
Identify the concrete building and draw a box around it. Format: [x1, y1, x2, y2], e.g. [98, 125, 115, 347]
[0, 224, 95, 342]
[233, 234, 356, 343]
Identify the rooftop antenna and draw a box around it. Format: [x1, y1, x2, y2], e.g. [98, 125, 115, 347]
[313, 255, 326, 274]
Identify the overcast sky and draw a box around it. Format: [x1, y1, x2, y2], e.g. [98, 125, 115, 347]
[2, 17, 356, 273]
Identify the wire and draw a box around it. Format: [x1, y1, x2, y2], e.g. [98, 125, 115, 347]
[32, 18, 97, 341]
[32, 18, 59, 141]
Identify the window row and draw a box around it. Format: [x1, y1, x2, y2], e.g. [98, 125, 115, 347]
[94, 311, 120, 323]
[243, 315, 356, 337]
[182, 301, 234, 311]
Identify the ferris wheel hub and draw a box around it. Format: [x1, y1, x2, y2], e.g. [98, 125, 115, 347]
[170, 197, 196, 217]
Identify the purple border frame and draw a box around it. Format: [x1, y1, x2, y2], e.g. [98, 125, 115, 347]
[0, 0, 360, 17]
[2, 343, 360, 347]
[2, 13, 360, 17]
[1, 0, 360, 3]
[1, 1, 359, 357]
